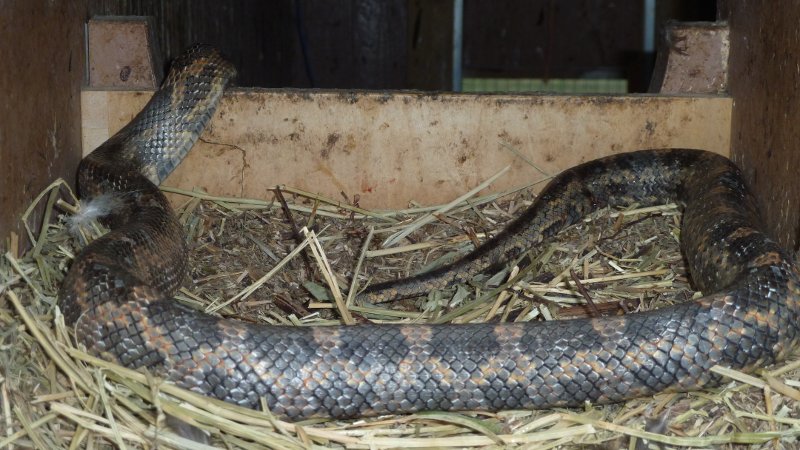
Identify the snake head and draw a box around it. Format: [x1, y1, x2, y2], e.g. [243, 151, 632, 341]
[166, 43, 237, 89]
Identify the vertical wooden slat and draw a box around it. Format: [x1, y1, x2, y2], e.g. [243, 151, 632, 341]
[726, 3, 800, 250]
[0, 1, 88, 252]
[406, 0, 453, 90]
[462, 1, 643, 79]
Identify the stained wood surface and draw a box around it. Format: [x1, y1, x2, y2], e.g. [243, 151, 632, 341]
[87, 17, 161, 89]
[83, 89, 731, 209]
[0, 1, 87, 251]
[725, 3, 800, 250]
[649, 22, 729, 94]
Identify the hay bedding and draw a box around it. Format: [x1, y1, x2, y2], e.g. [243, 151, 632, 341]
[2, 177, 800, 449]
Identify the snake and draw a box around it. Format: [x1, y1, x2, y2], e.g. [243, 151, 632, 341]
[59, 44, 800, 421]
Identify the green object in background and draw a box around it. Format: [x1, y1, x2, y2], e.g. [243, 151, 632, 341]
[462, 78, 628, 94]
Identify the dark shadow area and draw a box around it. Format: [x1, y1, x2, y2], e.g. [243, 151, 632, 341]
[89, 0, 716, 92]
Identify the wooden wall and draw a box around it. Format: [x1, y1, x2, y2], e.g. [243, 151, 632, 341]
[0, 0, 427, 252]
[87, 0, 414, 89]
[462, 1, 716, 93]
[83, 91, 731, 209]
[87, 0, 298, 87]
[0, 1, 88, 252]
[3, 1, 800, 253]
[724, 2, 800, 251]
[463, 1, 644, 79]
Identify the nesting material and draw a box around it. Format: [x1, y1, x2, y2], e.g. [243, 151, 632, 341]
[2, 176, 800, 449]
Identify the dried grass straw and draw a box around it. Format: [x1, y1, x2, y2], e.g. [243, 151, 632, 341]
[2, 174, 800, 449]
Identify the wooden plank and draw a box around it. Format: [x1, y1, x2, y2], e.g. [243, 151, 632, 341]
[407, 0, 453, 90]
[82, 90, 732, 209]
[87, 0, 297, 88]
[649, 22, 729, 94]
[87, 16, 162, 89]
[463, 2, 644, 84]
[0, 1, 87, 252]
[725, 2, 800, 250]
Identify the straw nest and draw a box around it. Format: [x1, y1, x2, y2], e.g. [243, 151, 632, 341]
[3, 172, 800, 449]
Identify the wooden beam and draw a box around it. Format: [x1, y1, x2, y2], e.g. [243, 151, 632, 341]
[649, 22, 729, 94]
[83, 89, 732, 208]
[86, 16, 162, 89]
[407, 0, 454, 90]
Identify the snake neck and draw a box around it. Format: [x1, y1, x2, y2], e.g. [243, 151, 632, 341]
[60, 45, 234, 324]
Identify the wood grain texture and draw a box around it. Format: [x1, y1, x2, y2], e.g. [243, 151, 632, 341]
[462, 0, 647, 90]
[87, 0, 410, 89]
[726, 3, 800, 251]
[83, 89, 731, 209]
[88, 0, 296, 87]
[0, 1, 87, 251]
[87, 17, 161, 89]
[649, 22, 729, 95]
[407, 0, 453, 90]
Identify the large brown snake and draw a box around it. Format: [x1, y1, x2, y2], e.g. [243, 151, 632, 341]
[60, 45, 800, 420]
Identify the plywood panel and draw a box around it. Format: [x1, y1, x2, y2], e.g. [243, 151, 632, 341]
[0, 1, 88, 252]
[649, 22, 729, 94]
[83, 90, 731, 209]
[87, 17, 161, 89]
[725, 3, 800, 250]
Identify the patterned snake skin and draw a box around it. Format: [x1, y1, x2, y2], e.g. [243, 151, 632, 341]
[59, 45, 800, 421]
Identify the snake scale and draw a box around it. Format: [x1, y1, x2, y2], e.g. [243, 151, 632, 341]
[59, 45, 800, 421]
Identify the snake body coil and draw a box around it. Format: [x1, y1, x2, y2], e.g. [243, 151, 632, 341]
[59, 46, 800, 421]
